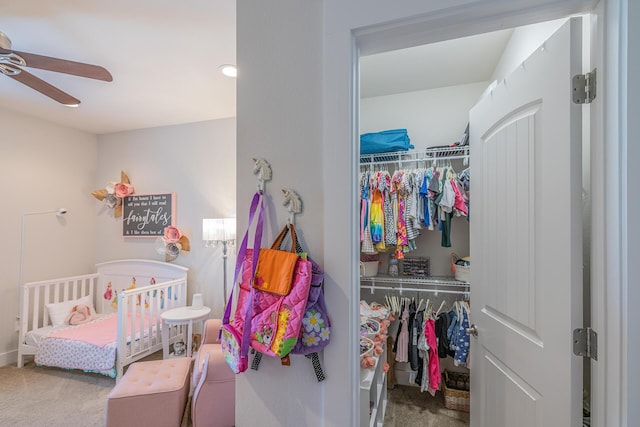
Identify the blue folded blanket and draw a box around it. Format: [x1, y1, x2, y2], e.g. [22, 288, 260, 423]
[360, 129, 413, 155]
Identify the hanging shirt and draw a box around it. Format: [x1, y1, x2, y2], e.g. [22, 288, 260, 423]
[451, 178, 468, 216]
[454, 304, 471, 367]
[382, 172, 397, 246]
[424, 318, 441, 395]
[417, 324, 429, 392]
[420, 174, 431, 227]
[408, 301, 420, 371]
[370, 186, 384, 244]
[395, 304, 409, 363]
[440, 179, 456, 213]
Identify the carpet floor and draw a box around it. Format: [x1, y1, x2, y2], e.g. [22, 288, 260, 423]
[1, 356, 468, 427]
[384, 385, 470, 427]
[0, 351, 193, 427]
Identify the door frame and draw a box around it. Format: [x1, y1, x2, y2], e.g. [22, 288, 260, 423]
[350, 1, 629, 425]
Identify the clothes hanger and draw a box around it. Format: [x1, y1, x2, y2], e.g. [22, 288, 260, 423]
[435, 299, 448, 317]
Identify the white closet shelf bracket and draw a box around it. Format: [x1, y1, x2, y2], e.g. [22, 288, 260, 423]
[252, 157, 272, 193]
[281, 188, 302, 225]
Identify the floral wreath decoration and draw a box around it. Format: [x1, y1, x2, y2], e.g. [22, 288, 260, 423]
[155, 226, 190, 262]
[91, 171, 134, 217]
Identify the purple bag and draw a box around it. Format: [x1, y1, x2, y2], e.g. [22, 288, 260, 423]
[291, 257, 330, 355]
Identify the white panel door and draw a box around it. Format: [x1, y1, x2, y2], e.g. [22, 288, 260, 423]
[469, 18, 583, 427]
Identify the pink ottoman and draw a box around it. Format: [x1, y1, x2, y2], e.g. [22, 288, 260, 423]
[106, 357, 192, 427]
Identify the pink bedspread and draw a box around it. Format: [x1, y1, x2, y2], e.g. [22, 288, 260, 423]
[49, 313, 118, 347]
[48, 312, 157, 347]
[35, 313, 158, 376]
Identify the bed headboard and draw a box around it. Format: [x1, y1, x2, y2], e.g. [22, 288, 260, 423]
[96, 259, 189, 314]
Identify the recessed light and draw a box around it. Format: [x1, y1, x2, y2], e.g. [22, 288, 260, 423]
[219, 64, 237, 78]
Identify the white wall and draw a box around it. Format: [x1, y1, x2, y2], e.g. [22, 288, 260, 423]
[361, 81, 486, 146]
[96, 118, 236, 317]
[236, 1, 324, 426]
[0, 108, 98, 366]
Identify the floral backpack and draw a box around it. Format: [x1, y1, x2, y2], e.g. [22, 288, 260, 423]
[251, 225, 331, 381]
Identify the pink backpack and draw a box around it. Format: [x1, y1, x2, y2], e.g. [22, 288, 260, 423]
[234, 225, 312, 358]
[250, 226, 331, 381]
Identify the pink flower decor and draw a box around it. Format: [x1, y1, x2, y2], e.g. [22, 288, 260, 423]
[382, 362, 390, 373]
[114, 182, 134, 198]
[360, 355, 376, 369]
[374, 334, 385, 344]
[374, 344, 383, 356]
[91, 171, 133, 218]
[157, 226, 190, 262]
[163, 226, 182, 243]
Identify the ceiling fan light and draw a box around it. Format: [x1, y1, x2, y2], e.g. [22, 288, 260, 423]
[219, 64, 237, 78]
[64, 103, 80, 108]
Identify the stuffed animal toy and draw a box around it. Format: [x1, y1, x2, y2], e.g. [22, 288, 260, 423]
[65, 304, 96, 325]
[173, 340, 186, 356]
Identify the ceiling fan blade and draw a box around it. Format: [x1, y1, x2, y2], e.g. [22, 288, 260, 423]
[8, 68, 81, 106]
[8, 49, 112, 82]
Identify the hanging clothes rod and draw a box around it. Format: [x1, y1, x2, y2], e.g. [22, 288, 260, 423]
[360, 284, 469, 296]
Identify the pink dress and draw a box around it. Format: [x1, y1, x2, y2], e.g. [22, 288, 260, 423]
[424, 318, 441, 395]
[395, 306, 409, 363]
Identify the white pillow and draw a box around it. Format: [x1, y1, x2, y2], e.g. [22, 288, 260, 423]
[46, 295, 95, 327]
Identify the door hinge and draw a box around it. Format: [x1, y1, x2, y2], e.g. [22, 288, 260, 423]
[572, 68, 597, 104]
[573, 327, 598, 360]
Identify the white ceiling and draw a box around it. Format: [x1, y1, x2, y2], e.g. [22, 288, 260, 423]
[0, 2, 512, 135]
[0, 1, 236, 135]
[360, 29, 513, 98]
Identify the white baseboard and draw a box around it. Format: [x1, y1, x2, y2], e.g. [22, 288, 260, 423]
[0, 349, 17, 366]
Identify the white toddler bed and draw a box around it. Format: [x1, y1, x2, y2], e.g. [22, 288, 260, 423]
[17, 259, 189, 380]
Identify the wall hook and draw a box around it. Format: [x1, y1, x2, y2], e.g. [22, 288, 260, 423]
[281, 188, 302, 225]
[252, 158, 272, 193]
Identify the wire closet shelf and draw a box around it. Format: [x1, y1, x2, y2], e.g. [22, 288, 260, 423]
[360, 275, 470, 297]
[359, 145, 469, 169]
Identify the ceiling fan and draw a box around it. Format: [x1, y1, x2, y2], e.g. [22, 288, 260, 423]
[0, 31, 112, 107]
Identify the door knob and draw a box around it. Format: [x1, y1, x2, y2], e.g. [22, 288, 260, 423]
[465, 324, 478, 337]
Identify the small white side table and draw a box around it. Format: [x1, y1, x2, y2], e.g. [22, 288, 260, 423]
[161, 306, 211, 359]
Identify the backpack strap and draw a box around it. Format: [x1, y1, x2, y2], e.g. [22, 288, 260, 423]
[306, 353, 326, 382]
[221, 191, 264, 361]
[251, 351, 263, 371]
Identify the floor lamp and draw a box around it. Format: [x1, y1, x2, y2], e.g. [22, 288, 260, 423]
[203, 218, 236, 302]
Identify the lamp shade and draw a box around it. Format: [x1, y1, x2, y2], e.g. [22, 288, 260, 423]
[203, 218, 236, 242]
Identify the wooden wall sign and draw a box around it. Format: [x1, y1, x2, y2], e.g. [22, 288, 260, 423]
[122, 193, 176, 237]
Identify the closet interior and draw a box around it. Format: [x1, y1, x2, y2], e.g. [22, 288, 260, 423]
[359, 146, 473, 427]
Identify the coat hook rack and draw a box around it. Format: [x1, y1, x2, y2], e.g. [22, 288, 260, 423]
[252, 158, 272, 193]
[281, 188, 302, 225]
